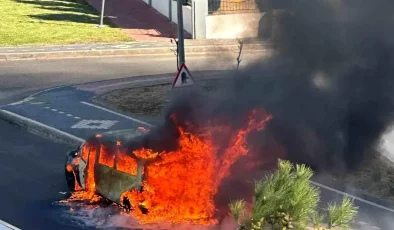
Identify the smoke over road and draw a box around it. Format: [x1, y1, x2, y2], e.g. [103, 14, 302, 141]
[131, 0, 394, 174]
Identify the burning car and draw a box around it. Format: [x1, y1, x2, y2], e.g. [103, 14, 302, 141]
[65, 128, 150, 212]
[64, 110, 272, 225]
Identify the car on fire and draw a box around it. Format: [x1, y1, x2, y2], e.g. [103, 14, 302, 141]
[65, 128, 150, 212]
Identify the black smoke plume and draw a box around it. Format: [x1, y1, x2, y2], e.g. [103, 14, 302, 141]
[127, 0, 394, 174]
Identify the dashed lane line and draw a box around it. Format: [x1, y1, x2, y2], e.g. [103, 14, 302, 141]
[81, 101, 153, 127]
[4, 95, 394, 215]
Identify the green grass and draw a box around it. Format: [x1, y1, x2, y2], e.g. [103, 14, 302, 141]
[0, 0, 131, 46]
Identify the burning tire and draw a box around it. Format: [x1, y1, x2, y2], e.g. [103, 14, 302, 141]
[65, 167, 76, 192]
[64, 148, 82, 192]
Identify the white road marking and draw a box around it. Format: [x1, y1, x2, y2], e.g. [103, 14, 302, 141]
[112, 44, 133, 49]
[74, 116, 80, 119]
[0, 219, 21, 230]
[0, 109, 84, 143]
[51, 109, 58, 112]
[310, 181, 394, 213]
[71, 119, 118, 129]
[29, 102, 44, 105]
[58, 111, 64, 114]
[66, 114, 73, 117]
[6, 50, 15, 52]
[37, 49, 45, 51]
[8, 97, 35, 106]
[125, 112, 394, 214]
[44, 107, 50, 109]
[96, 46, 105, 49]
[52, 48, 60, 51]
[81, 101, 153, 127]
[3, 88, 394, 217]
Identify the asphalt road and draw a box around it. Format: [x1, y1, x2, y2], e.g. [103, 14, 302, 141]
[0, 53, 262, 230]
[0, 53, 264, 105]
[0, 118, 78, 230]
[1, 54, 394, 229]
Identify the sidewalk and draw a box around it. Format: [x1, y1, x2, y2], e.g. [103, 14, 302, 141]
[0, 39, 272, 60]
[87, 0, 191, 40]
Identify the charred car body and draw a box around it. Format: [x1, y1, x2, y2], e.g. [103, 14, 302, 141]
[65, 128, 150, 211]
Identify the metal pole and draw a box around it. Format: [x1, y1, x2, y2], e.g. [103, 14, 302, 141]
[99, 0, 106, 28]
[177, 0, 186, 65]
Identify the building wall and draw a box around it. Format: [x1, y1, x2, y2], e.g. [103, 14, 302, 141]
[144, 0, 193, 35]
[205, 12, 265, 39]
[144, 0, 267, 39]
[152, 0, 170, 17]
[171, 1, 193, 35]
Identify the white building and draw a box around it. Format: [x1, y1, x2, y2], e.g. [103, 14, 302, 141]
[141, 0, 268, 39]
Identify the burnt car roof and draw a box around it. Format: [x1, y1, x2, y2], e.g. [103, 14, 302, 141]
[98, 129, 147, 143]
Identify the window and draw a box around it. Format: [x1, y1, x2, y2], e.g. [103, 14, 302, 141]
[116, 149, 139, 176]
[98, 144, 115, 167]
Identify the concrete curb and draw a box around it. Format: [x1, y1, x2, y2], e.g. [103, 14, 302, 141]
[0, 109, 83, 147]
[0, 44, 272, 61]
[0, 71, 230, 146]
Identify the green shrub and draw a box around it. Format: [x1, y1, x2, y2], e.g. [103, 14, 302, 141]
[229, 159, 359, 230]
[327, 196, 358, 229]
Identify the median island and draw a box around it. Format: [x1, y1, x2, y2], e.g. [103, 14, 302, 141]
[94, 79, 394, 205]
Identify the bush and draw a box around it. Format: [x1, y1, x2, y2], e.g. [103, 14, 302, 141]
[229, 159, 358, 230]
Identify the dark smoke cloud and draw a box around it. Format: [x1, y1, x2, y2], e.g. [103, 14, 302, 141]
[128, 0, 394, 174]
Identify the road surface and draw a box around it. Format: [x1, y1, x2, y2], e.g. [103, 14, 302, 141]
[0, 53, 261, 230]
[0, 118, 82, 230]
[0, 54, 393, 229]
[0, 53, 264, 105]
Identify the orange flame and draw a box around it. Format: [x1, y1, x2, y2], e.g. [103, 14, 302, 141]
[121, 109, 272, 225]
[133, 148, 158, 160]
[68, 108, 272, 225]
[138, 126, 149, 131]
[117, 149, 138, 175]
[98, 144, 114, 167]
[66, 164, 73, 172]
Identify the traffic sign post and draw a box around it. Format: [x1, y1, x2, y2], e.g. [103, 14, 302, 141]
[172, 63, 195, 88]
[98, 0, 106, 28]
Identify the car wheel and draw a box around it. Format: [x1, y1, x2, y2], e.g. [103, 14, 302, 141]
[65, 164, 76, 192]
[122, 197, 132, 211]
